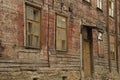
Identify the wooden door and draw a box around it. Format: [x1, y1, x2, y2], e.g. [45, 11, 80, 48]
[83, 40, 91, 78]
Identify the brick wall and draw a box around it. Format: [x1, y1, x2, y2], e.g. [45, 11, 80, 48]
[0, 0, 120, 80]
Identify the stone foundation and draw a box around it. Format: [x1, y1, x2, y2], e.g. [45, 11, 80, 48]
[0, 70, 81, 80]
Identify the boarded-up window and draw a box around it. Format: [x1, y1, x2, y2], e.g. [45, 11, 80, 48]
[109, 0, 114, 17]
[56, 15, 67, 51]
[26, 5, 41, 48]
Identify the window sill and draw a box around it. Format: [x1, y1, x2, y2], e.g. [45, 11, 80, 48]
[56, 49, 67, 52]
[25, 46, 41, 50]
[55, 49, 68, 53]
[55, 51, 67, 54]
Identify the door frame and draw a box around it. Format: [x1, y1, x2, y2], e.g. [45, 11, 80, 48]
[81, 26, 94, 78]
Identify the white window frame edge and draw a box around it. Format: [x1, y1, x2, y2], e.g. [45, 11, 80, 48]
[97, 0, 102, 9]
[100, 0, 102, 9]
[97, 0, 99, 8]
[109, 0, 114, 17]
[86, 0, 90, 2]
[111, 0, 114, 17]
[98, 32, 103, 40]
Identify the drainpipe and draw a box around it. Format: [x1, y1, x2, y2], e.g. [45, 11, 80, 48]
[107, 0, 111, 72]
[23, 0, 26, 47]
[115, 0, 119, 72]
[47, 4, 50, 67]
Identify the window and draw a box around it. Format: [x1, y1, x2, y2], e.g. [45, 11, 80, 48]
[56, 15, 67, 51]
[109, 0, 114, 17]
[97, 0, 102, 9]
[26, 5, 41, 48]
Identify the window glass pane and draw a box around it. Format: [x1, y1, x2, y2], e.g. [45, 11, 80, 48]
[61, 29, 66, 39]
[34, 23, 39, 35]
[28, 35, 32, 46]
[61, 29, 66, 50]
[56, 28, 66, 50]
[27, 6, 34, 19]
[62, 40, 66, 50]
[57, 16, 66, 28]
[33, 9, 40, 21]
[61, 18, 66, 28]
[56, 39, 61, 50]
[56, 28, 61, 50]
[111, 1, 114, 9]
[28, 22, 32, 33]
[34, 36, 39, 47]
[57, 16, 61, 27]
[56, 29, 60, 39]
